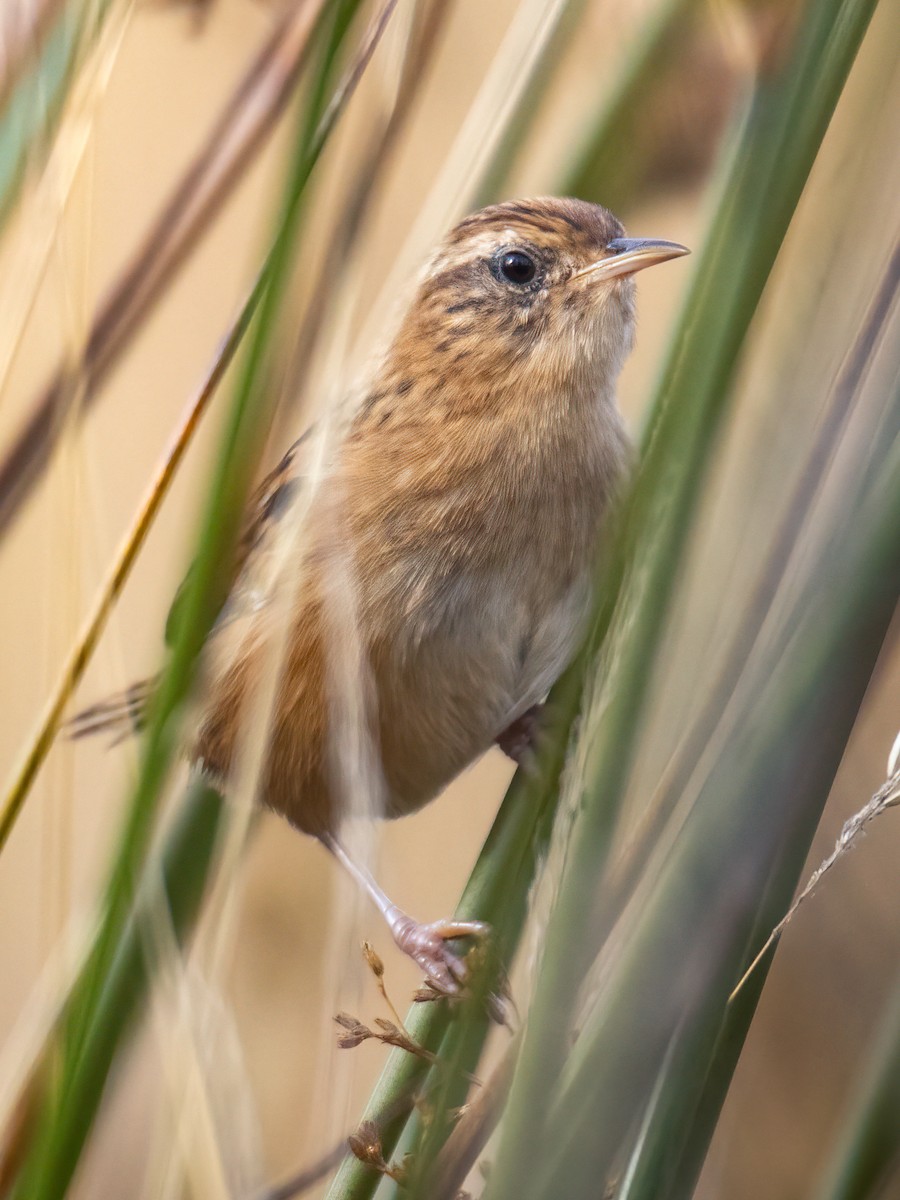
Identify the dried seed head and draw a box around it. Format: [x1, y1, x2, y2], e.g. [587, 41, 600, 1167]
[334, 1012, 373, 1049]
[363, 941, 385, 978]
[348, 1121, 387, 1171]
[413, 980, 458, 1004]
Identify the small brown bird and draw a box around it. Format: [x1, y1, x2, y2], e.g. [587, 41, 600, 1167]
[73, 197, 688, 989]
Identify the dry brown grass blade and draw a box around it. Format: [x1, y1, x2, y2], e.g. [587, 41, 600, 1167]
[0, 0, 327, 540]
[0, 290, 253, 854]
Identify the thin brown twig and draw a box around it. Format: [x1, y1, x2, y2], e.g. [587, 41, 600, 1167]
[0, 0, 327, 538]
[363, 942, 408, 1030]
[258, 1138, 351, 1200]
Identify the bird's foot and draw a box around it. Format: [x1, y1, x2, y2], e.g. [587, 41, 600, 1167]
[496, 703, 544, 767]
[388, 912, 491, 995]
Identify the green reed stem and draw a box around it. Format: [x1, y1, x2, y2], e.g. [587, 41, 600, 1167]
[485, 0, 881, 1194]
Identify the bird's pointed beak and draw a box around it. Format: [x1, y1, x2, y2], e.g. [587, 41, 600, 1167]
[575, 238, 690, 282]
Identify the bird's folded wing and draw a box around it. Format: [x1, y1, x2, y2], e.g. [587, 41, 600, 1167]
[164, 427, 312, 648]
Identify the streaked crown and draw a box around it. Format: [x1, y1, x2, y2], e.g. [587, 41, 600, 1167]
[367, 197, 686, 419]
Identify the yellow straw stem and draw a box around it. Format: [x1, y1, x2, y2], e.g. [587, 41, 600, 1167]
[0, 301, 251, 853]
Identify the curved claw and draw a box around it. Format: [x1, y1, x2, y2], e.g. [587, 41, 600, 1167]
[390, 915, 491, 994]
[496, 703, 544, 768]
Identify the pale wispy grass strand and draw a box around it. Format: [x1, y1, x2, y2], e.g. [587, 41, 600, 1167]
[0, 0, 133, 411]
[731, 759, 900, 1002]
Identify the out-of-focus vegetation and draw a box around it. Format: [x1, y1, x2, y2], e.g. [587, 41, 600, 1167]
[0, 1, 897, 1198]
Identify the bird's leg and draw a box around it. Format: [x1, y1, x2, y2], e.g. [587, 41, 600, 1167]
[321, 834, 489, 995]
[495, 703, 544, 765]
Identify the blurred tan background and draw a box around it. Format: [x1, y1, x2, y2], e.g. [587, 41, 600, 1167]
[0, 0, 897, 1196]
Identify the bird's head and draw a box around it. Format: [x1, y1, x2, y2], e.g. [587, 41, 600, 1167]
[383, 197, 688, 413]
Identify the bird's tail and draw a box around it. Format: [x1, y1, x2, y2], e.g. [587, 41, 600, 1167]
[68, 676, 158, 744]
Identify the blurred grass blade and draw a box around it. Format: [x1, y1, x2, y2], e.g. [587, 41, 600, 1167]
[473, 0, 589, 205]
[484, 0, 882, 1195]
[476, 0, 705, 213]
[0, 0, 67, 117]
[280, 0, 454, 410]
[561, 0, 700, 211]
[607, 242, 900, 933]
[0, 780, 225, 1197]
[817, 973, 900, 1200]
[0, 284, 254, 855]
[0, 0, 115, 231]
[323, 756, 564, 1200]
[0, 0, 329, 542]
[3, 4, 394, 1195]
[535, 435, 900, 1199]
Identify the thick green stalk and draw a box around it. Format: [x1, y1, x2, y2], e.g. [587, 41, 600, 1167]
[534, 440, 900, 1197]
[5, 5, 375, 1196]
[611, 246, 900, 1200]
[817, 972, 900, 1200]
[635, 403, 900, 1200]
[613, 834, 812, 1200]
[323, 752, 565, 1200]
[485, 1, 881, 1195]
[8, 780, 225, 1200]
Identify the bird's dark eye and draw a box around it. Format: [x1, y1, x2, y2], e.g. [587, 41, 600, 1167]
[498, 250, 536, 284]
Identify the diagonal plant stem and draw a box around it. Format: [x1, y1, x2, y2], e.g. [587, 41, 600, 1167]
[817, 971, 900, 1200]
[0, 0, 69, 116]
[277, 0, 453, 414]
[550, 432, 900, 1200]
[0, 285, 255, 855]
[2, 4, 399, 1195]
[472, 0, 589, 206]
[322, 742, 571, 1200]
[583, 239, 900, 985]
[618, 328, 900, 1200]
[484, 0, 882, 1194]
[0, 0, 404, 855]
[0, 0, 120, 231]
[0, 0, 327, 540]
